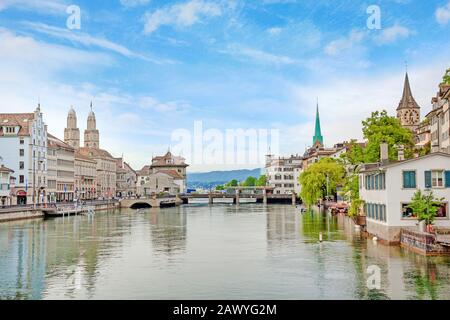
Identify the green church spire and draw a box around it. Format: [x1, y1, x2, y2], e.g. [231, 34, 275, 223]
[313, 100, 323, 147]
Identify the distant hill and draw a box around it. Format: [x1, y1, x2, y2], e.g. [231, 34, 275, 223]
[187, 168, 263, 189]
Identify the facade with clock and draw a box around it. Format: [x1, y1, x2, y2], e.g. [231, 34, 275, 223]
[396, 72, 421, 132]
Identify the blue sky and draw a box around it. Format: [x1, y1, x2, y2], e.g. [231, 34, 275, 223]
[0, 0, 449, 171]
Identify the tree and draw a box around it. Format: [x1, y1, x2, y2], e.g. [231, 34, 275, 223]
[216, 185, 224, 191]
[225, 179, 238, 187]
[255, 175, 267, 187]
[242, 176, 257, 187]
[442, 68, 450, 85]
[340, 140, 365, 165]
[362, 110, 415, 163]
[408, 190, 444, 225]
[299, 158, 345, 207]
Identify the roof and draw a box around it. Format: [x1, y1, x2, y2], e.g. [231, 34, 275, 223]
[0, 165, 14, 173]
[136, 165, 151, 176]
[156, 169, 184, 180]
[47, 133, 74, 150]
[360, 152, 450, 172]
[151, 151, 188, 167]
[0, 113, 34, 136]
[74, 150, 97, 162]
[77, 147, 114, 160]
[397, 72, 420, 111]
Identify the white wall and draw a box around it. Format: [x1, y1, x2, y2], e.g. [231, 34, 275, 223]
[361, 154, 450, 228]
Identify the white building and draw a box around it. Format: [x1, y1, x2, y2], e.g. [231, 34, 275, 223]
[0, 164, 14, 206]
[0, 105, 48, 205]
[359, 147, 450, 244]
[265, 154, 302, 195]
[137, 171, 182, 196]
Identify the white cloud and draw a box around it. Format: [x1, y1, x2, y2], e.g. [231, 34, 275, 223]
[267, 27, 282, 36]
[375, 24, 412, 45]
[324, 30, 366, 56]
[436, 1, 450, 25]
[222, 44, 296, 65]
[143, 0, 222, 34]
[120, 0, 151, 7]
[285, 62, 449, 151]
[23, 22, 174, 64]
[0, 0, 68, 14]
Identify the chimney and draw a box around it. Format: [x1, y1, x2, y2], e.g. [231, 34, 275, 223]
[380, 143, 389, 164]
[397, 145, 405, 161]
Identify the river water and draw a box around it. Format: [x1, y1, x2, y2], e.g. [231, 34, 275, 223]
[1, 203, 450, 300]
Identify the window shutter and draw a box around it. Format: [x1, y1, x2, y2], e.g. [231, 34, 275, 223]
[425, 171, 432, 189]
[403, 172, 409, 188]
[446, 171, 450, 188]
[411, 171, 416, 188]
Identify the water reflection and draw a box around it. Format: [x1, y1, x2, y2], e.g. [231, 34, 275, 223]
[0, 205, 450, 299]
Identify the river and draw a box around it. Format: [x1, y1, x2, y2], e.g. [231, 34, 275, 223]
[1, 203, 450, 300]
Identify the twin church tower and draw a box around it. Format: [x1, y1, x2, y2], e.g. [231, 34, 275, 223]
[64, 103, 100, 150]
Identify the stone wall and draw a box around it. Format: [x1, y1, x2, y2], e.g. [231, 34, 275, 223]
[366, 220, 403, 245]
[0, 209, 44, 223]
[401, 229, 450, 256]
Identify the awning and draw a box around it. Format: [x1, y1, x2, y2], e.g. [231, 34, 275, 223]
[17, 191, 27, 196]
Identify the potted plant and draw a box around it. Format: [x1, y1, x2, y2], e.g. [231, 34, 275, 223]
[408, 190, 443, 233]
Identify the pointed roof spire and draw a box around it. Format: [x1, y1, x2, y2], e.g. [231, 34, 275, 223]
[397, 72, 420, 111]
[313, 99, 324, 147]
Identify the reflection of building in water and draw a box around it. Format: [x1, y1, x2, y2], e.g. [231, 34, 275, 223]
[44, 213, 128, 299]
[0, 221, 46, 299]
[266, 207, 301, 242]
[149, 208, 187, 255]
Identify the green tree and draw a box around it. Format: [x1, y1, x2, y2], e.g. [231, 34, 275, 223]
[340, 140, 365, 165]
[225, 179, 238, 187]
[442, 68, 450, 85]
[242, 176, 257, 187]
[299, 158, 345, 207]
[255, 175, 267, 187]
[216, 185, 224, 191]
[362, 110, 414, 163]
[408, 190, 443, 225]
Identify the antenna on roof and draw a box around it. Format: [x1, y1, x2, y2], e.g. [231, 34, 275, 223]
[90, 101, 93, 111]
[405, 60, 408, 73]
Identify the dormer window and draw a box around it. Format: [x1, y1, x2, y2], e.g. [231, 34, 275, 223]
[4, 126, 16, 134]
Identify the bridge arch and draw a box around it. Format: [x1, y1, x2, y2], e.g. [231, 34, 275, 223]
[130, 202, 152, 209]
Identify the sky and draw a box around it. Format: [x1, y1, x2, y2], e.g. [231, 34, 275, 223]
[0, 0, 449, 172]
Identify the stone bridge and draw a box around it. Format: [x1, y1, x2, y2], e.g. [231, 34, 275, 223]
[120, 197, 183, 209]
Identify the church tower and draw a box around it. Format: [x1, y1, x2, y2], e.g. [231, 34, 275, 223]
[313, 102, 324, 148]
[84, 102, 100, 149]
[397, 72, 421, 131]
[64, 106, 80, 149]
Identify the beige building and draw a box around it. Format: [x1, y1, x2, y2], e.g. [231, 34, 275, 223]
[47, 134, 75, 202]
[64, 105, 117, 199]
[428, 81, 450, 154]
[115, 157, 137, 198]
[74, 150, 97, 200]
[136, 151, 188, 196]
[150, 151, 188, 193]
[265, 155, 302, 195]
[137, 171, 183, 196]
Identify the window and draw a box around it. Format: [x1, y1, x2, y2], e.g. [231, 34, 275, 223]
[19, 175, 24, 184]
[19, 149, 24, 157]
[20, 139, 24, 145]
[432, 170, 444, 188]
[19, 161, 24, 170]
[403, 171, 416, 189]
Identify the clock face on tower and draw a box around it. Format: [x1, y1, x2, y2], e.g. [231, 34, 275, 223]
[400, 110, 419, 125]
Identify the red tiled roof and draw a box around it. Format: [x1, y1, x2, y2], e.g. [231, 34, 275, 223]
[0, 165, 14, 173]
[47, 133, 74, 150]
[0, 113, 34, 137]
[156, 169, 184, 180]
